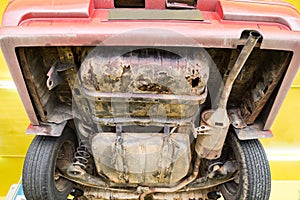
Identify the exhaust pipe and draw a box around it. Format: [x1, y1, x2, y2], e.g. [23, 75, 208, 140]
[139, 156, 201, 200]
[138, 31, 261, 199]
[196, 31, 262, 159]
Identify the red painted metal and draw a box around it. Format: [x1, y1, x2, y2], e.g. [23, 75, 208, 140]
[196, 0, 218, 11]
[0, 0, 299, 130]
[219, 0, 300, 31]
[145, 0, 166, 9]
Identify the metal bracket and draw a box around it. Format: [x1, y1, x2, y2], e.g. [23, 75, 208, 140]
[234, 124, 273, 140]
[26, 121, 67, 137]
[195, 125, 211, 136]
[112, 124, 129, 183]
[46, 61, 74, 90]
[228, 109, 247, 129]
[155, 125, 178, 183]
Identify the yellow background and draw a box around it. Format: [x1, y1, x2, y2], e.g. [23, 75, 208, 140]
[0, 0, 300, 198]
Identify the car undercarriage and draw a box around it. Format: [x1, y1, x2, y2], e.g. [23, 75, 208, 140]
[1, 0, 300, 199]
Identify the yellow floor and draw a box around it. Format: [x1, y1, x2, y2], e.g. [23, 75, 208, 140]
[1, 0, 300, 199]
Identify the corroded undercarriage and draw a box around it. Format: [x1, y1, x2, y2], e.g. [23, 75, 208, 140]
[17, 44, 291, 127]
[16, 32, 290, 199]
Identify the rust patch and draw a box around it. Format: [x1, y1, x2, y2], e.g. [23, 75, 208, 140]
[79, 48, 209, 120]
[239, 52, 292, 124]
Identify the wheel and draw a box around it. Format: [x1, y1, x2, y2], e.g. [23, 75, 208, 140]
[220, 131, 271, 200]
[22, 127, 77, 200]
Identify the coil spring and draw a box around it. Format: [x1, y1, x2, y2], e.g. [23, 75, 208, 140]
[73, 143, 91, 169]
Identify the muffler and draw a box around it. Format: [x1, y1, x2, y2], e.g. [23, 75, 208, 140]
[196, 31, 262, 159]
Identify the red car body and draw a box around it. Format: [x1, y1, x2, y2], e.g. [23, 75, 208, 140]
[1, 0, 300, 199]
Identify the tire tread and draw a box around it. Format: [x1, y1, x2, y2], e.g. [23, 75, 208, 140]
[22, 129, 76, 200]
[221, 132, 271, 200]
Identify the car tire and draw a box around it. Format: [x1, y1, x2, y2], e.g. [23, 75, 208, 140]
[220, 131, 271, 200]
[22, 127, 77, 200]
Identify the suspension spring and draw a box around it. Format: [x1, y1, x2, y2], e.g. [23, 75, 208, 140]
[73, 143, 91, 169]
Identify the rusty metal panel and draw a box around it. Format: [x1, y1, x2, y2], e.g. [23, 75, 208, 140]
[240, 51, 292, 124]
[79, 48, 209, 121]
